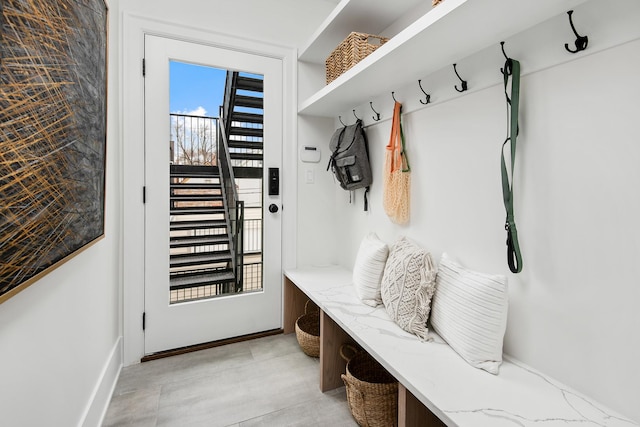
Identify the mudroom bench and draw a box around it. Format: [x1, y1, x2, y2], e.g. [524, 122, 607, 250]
[283, 266, 635, 427]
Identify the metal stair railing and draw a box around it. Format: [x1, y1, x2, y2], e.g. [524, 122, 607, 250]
[222, 71, 237, 140]
[217, 106, 244, 293]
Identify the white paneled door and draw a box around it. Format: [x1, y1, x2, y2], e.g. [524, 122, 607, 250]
[143, 35, 283, 354]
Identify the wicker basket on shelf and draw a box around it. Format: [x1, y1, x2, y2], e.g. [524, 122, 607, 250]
[325, 32, 389, 84]
[340, 345, 398, 427]
[295, 300, 320, 357]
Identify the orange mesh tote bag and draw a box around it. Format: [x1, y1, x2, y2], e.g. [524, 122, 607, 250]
[383, 101, 411, 224]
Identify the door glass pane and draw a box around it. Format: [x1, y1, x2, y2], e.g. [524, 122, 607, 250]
[169, 62, 264, 304]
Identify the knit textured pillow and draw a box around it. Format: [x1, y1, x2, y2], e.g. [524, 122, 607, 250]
[352, 233, 389, 307]
[380, 237, 437, 341]
[430, 253, 508, 374]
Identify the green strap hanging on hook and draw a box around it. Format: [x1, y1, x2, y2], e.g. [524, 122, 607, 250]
[501, 51, 523, 274]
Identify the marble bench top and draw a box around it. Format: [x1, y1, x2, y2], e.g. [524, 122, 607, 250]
[284, 265, 637, 427]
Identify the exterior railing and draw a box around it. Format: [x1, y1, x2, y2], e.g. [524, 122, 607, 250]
[242, 261, 262, 292]
[170, 113, 218, 166]
[243, 207, 262, 254]
[242, 207, 262, 292]
[234, 200, 245, 292]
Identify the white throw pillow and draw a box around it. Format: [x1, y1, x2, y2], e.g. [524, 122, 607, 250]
[352, 233, 389, 307]
[380, 237, 437, 341]
[430, 253, 508, 375]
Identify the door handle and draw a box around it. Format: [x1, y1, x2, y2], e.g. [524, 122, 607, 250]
[268, 204, 279, 213]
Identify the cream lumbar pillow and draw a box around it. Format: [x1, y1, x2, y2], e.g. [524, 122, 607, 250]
[380, 237, 437, 341]
[352, 233, 389, 307]
[430, 253, 508, 375]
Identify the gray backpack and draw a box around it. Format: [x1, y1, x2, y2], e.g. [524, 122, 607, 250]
[327, 119, 372, 210]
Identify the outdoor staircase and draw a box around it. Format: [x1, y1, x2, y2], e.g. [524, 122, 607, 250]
[167, 71, 264, 302]
[223, 72, 264, 179]
[169, 164, 235, 297]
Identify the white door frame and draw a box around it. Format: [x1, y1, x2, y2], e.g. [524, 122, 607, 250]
[121, 13, 298, 366]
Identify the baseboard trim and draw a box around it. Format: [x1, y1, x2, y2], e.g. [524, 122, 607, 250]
[81, 336, 123, 427]
[141, 328, 283, 362]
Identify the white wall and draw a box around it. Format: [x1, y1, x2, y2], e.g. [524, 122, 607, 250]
[296, 115, 338, 267]
[0, 1, 122, 426]
[297, 37, 640, 421]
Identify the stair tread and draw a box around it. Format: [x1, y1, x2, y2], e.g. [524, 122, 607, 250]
[170, 174, 219, 180]
[170, 252, 232, 266]
[235, 76, 263, 92]
[228, 139, 263, 149]
[170, 194, 223, 201]
[229, 127, 263, 138]
[170, 233, 228, 240]
[231, 111, 263, 124]
[170, 207, 226, 215]
[233, 166, 263, 179]
[170, 234, 229, 245]
[171, 182, 221, 189]
[171, 250, 231, 260]
[234, 95, 263, 109]
[171, 164, 219, 174]
[170, 270, 235, 288]
[230, 153, 263, 161]
[170, 219, 227, 230]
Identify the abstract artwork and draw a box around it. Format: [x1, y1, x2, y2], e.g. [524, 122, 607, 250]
[0, 0, 108, 303]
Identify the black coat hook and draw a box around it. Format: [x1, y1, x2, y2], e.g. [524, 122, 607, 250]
[453, 63, 468, 93]
[391, 91, 399, 103]
[338, 116, 347, 126]
[418, 80, 431, 105]
[500, 41, 513, 77]
[370, 102, 381, 121]
[353, 109, 361, 121]
[564, 10, 588, 53]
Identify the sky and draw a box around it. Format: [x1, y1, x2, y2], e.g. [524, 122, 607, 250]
[169, 61, 226, 117]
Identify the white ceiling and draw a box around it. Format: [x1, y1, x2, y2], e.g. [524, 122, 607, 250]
[120, 0, 340, 48]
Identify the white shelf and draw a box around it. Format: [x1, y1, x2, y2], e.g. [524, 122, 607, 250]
[299, 0, 588, 117]
[298, 0, 425, 64]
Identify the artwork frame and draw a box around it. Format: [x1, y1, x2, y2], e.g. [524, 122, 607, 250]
[0, 0, 109, 303]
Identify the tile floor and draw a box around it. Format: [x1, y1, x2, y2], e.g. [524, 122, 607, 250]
[102, 334, 358, 426]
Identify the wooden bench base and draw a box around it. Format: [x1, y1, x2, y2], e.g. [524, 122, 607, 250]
[399, 384, 446, 427]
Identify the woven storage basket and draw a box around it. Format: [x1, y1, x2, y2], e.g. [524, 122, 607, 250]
[295, 301, 320, 357]
[326, 32, 389, 84]
[340, 345, 398, 427]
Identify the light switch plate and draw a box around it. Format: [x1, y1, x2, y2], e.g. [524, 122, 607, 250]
[305, 169, 314, 184]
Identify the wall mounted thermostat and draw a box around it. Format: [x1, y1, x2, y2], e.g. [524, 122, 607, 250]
[299, 145, 321, 163]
